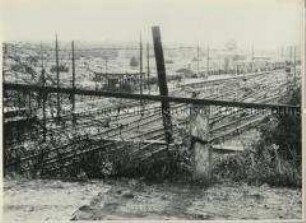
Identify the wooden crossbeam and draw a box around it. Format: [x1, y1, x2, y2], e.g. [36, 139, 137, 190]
[3, 83, 300, 111]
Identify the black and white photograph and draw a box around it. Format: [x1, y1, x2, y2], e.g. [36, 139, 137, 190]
[0, 0, 304, 222]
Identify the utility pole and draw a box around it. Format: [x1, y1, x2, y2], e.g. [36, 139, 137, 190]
[293, 45, 296, 67]
[152, 26, 173, 144]
[251, 44, 254, 72]
[206, 44, 210, 78]
[293, 45, 297, 91]
[139, 33, 144, 113]
[55, 34, 61, 122]
[71, 40, 76, 127]
[3, 43, 7, 83]
[139, 33, 143, 94]
[14, 44, 21, 108]
[147, 42, 151, 93]
[105, 58, 108, 74]
[41, 44, 46, 141]
[197, 42, 200, 76]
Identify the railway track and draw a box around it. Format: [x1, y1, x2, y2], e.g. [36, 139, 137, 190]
[3, 65, 299, 175]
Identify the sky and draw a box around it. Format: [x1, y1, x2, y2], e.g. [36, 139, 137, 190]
[0, 0, 303, 49]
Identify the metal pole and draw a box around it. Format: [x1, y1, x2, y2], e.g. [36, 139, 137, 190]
[2, 44, 6, 175]
[41, 44, 46, 141]
[302, 2, 306, 218]
[147, 42, 151, 92]
[197, 42, 200, 76]
[71, 41, 76, 127]
[139, 33, 143, 95]
[251, 44, 254, 72]
[139, 33, 144, 111]
[55, 35, 61, 121]
[3, 43, 7, 83]
[94, 66, 98, 91]
[207, 45, 210, 78]
[152, 26, 173, 143]
[14, 45, 21, 109]
[105, 58, 108, 74]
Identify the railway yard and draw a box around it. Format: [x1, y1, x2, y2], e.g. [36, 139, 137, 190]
[2, 30, 302, 221]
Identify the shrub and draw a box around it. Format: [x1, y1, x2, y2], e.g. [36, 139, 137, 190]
[212, 85, 301, 187]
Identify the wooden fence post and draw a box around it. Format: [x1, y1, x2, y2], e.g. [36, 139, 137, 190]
[152, 26, 173, 144]
[190, 93, 211, 183]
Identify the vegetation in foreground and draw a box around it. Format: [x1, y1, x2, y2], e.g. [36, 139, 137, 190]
[212, 86, 301, 187]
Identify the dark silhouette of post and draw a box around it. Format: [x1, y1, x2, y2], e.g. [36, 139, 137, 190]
[197, 42, 200, 76]
[251, 44, 254, 72]
[55, 35, 61, 121]
[3, 43, 7, 82]
[41, 45, 46, 141]
[152, 26, 173, 143]
[206, 45, 210, 78]
[71, 41, 76, 127]
[139, 33, 143, 94]
[147, 42, 151, 92]
[139, 33, 144, 109]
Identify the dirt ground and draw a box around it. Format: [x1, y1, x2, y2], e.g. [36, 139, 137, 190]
[2, 178, 302, 222]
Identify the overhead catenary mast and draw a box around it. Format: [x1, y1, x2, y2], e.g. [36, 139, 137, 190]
[41, 43, 46, 141]
[71, 40, 76, 127]
[206, 44, 210, 78]
[139, 32, 144, 111]
[197, 42, 200, 76]
[139, 33, 143, 95]
[147, 42, 151, 92]
[251, 44, 254, 72]
[55, 34, 61, 122]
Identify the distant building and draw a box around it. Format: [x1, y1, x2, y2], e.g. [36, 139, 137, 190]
[130, 56, 139, 67]
[176, 68, 194, 78]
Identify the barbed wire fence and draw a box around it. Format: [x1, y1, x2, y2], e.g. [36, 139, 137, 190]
[2, 37, 301, 180]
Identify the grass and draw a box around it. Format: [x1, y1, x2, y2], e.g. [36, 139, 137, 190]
[211, 141, 301, 188]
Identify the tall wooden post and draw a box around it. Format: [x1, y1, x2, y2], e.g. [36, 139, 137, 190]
[139, 34, 143, 94]
[197, 42, 200, 76]
[14, 45, 21, 109]
[251, 44, 254, 72]
[55, 35, 61, 121]
[105, 58, 108, 74]
[2, 44, 6, 177]
[302, 1, 306, 219]
[41, 45, 47, 141]
[71, 41, 76, 127]
[95, 69, 98, 91]
[147, 42, 151, 92]
[3, 43, 7, 83]
[206, 45, 210, 78]
[139, 34, 144, 112]
[152, 26, 173, 143]
[293, 45, 297, 76]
